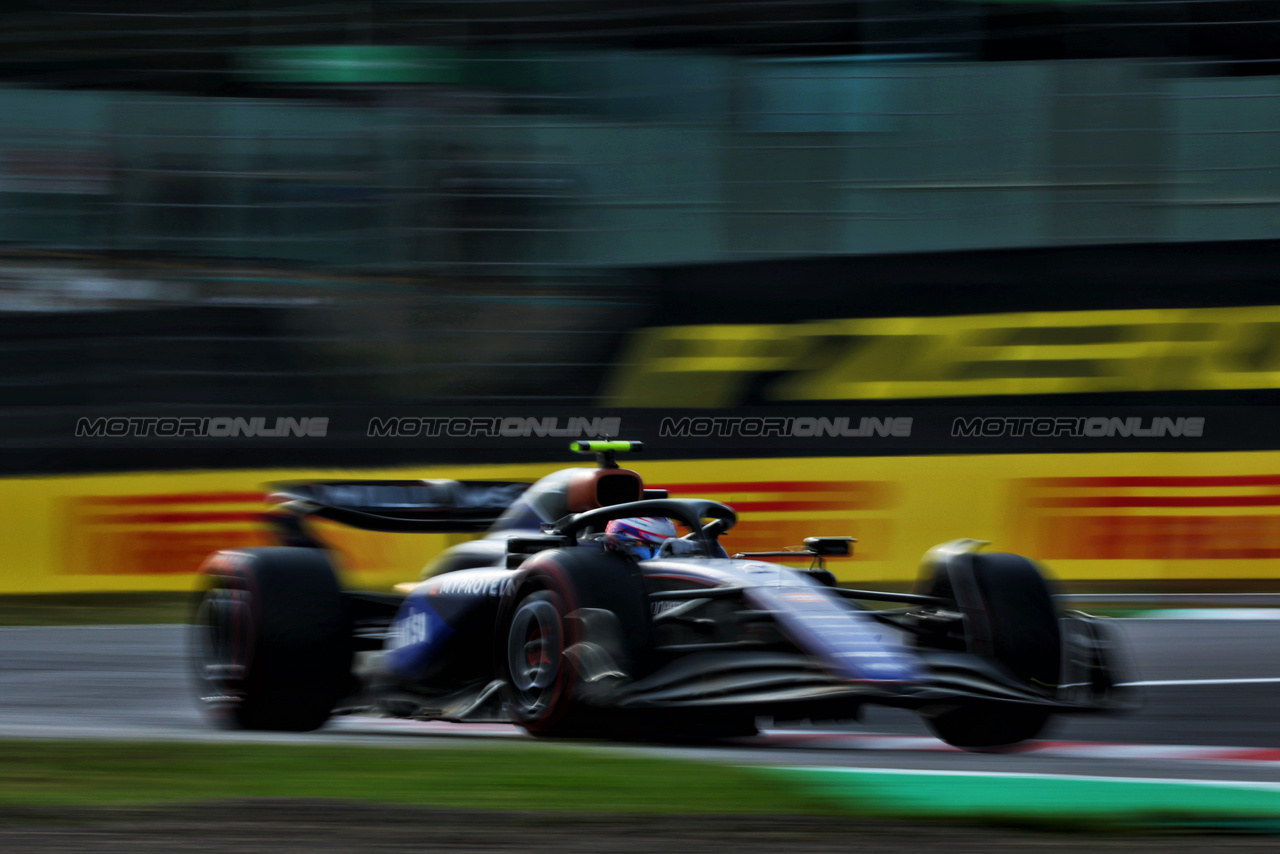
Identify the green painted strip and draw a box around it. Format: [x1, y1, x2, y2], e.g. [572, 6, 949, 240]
[1063, 609, 1280, 620]
[1130, 609, 1280, 620]
[758, 766, 1280, 827]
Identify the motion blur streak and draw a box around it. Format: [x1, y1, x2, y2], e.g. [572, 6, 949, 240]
[5, 3, 1280, 841]
[0, 3, 1276, 426]
[607, 307, 1280, 406]
[6, 454, 1280, 594]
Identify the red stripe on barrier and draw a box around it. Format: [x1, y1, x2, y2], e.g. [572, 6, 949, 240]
[1035, 495, 1280, 508]
[1031, 476, 1280, 489]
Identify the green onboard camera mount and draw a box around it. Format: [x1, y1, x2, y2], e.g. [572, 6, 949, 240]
[570, 440, 643, 469]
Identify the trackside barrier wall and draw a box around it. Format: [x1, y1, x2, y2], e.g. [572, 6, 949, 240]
[8, 451, 1280, 594]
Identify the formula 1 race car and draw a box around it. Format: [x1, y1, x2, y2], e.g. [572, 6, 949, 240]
[190, 442, 1128, 749]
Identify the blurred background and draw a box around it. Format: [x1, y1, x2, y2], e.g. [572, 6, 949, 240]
[3, 0, 1280, 415]
[5, 0, 1280, 596]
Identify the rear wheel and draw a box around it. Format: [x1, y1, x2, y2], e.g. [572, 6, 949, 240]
[917, 551, 1061, 750]
[191, 547, 352, 732]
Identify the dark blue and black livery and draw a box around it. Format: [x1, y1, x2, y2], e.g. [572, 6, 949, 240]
[192, 441, 1130, 749]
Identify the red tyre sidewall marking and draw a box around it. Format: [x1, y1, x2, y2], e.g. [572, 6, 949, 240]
[519, 560, 578, 733]
[196, 551, 259, 721]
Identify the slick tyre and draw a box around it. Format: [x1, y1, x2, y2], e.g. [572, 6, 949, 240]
[922, 702, 1050, 752]
[498, 548, 648, 737]
[918, 552, 1061, 750]
[191, 548, 352, 732]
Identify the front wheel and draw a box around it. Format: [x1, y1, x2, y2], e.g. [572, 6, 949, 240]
[923, 704, 1051, 751]
[498, 548, 650, 737]
[504, 589, 573, 731]
[915, 550, 1061, 750]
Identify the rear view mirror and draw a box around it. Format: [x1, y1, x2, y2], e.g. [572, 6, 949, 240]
[803, 537, 856, 557]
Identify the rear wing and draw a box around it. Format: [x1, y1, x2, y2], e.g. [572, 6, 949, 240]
[267, 479, 530, 536]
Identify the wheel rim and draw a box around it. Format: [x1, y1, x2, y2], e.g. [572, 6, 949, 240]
[193, 585, 253, 707]
[506, 596, 562, 718]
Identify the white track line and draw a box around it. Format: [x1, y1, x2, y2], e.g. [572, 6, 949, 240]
[1121, 677, 1280, 687]
[322, 720, 1280, 767]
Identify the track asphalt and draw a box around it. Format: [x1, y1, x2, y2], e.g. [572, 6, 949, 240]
[5, 618, 1280, 827]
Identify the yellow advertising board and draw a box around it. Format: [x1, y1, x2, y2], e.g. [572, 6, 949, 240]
[6, 452, 1280, 594]
[604, 306, 1280, 406]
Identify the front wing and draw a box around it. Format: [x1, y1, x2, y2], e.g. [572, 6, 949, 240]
[567, 613, 1130, 718]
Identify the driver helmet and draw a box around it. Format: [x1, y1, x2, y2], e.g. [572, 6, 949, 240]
[604, 517, 677, 560]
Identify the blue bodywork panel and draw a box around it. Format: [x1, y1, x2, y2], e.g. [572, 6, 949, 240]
[748, 584, 922, 682]
[385, 568, 515, 681]
[386, 592, 455, 681]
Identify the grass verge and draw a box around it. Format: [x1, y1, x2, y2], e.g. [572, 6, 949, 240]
[0, 740, 837, 815]
[4, 740, 1280, 833]
[0, 593, 192, 626]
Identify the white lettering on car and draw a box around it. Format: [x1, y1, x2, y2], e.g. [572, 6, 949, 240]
[428, 574, 514, 598]
[390, 611, 429, 650]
